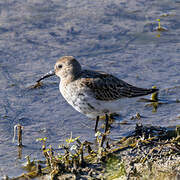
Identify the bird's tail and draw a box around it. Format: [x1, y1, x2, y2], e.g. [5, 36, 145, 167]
[128, 86, 159, 98]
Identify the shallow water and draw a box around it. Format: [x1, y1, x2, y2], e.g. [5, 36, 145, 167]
[0, 0, 180, 177]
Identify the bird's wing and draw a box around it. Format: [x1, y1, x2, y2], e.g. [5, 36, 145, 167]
[80, 70, 157, 101]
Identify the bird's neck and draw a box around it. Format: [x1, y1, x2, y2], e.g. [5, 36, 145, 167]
[60, 71, 81, 85]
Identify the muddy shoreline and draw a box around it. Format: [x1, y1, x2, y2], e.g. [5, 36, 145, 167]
[5, 124, 180, 180]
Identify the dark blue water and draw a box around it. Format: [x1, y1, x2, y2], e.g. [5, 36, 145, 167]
[0, 0, 180, 177]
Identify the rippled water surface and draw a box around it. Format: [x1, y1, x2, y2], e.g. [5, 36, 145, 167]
[0, 0, 180, 177]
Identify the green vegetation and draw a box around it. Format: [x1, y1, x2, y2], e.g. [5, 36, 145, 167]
[9, 124, 180, 180]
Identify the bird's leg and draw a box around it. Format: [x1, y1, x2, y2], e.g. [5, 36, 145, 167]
[95, 116, 99, 132]
[105, 114, 109, 133]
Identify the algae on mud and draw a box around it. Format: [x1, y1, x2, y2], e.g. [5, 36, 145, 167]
[8, 124, 180, 180]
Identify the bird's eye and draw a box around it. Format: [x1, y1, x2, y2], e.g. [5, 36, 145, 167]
[58, 64, 62, 69]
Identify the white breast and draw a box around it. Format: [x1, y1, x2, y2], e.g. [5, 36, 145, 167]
[59, 82, 138, 119]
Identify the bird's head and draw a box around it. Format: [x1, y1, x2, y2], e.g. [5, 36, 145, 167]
[54, 56, 81, 81]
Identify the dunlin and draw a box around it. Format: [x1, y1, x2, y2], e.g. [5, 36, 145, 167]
[37, 56, 158, 132]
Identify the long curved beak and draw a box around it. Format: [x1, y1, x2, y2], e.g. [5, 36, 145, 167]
[36, 70, 55, 83]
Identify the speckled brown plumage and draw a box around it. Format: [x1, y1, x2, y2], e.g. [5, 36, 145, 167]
[48, 56, 158, 132]
[53, 56, 158, 119]
[79, 70, 157, 101]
